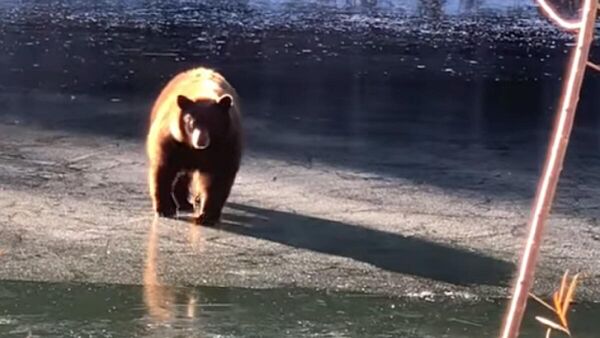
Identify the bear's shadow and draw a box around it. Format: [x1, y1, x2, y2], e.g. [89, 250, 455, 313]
[212, 203, 514, 287]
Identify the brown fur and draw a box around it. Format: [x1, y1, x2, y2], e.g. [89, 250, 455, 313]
[146, 67, 242, 225]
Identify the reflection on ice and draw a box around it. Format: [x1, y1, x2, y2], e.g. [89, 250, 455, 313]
[142, 217, 202, 327]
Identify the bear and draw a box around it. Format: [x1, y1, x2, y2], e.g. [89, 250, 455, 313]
[146, 67, 242, 226]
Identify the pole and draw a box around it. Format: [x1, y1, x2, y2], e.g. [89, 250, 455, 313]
[499, 0, 597, 337]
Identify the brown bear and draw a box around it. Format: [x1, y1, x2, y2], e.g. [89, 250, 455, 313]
[146, 67, 242, 225]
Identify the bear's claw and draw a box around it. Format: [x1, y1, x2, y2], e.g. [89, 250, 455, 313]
[195, 213, 218, 226]
[155, 208, 176, 218]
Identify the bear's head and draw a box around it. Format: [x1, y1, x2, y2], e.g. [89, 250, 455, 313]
[175, 94, 233, 150]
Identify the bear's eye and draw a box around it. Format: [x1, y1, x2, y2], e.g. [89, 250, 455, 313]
[183, 114, 194, 132]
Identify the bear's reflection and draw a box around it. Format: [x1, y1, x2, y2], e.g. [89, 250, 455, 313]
[143, 217, 199, 323]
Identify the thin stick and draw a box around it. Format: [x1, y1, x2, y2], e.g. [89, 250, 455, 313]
[499, 0, 597, 337]
[537, 0, 582, 30]
[587, 61, 600, 72]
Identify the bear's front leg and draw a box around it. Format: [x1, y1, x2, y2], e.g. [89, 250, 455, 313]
[196, 173, 235, 226]
[148, 163, 178, 217]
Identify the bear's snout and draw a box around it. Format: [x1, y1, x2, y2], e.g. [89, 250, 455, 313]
[191, 128, 210, 149]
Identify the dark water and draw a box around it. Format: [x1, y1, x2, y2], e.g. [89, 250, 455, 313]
[1, 0, 600, 205]
[0, 280, 599, 338]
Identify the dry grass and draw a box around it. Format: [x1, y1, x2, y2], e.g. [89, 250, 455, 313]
[530, 271, 580, 337]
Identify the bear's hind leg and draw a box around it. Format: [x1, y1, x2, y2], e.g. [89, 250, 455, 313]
[149, 164, 178, 217]
[173, 172, 194, 212]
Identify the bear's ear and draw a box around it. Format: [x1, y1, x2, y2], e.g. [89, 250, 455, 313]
[177, 95, 195, 111]
[217, 94, 233, 111]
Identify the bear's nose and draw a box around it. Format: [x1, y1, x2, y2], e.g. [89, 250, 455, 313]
[191, 128, 210, 149]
